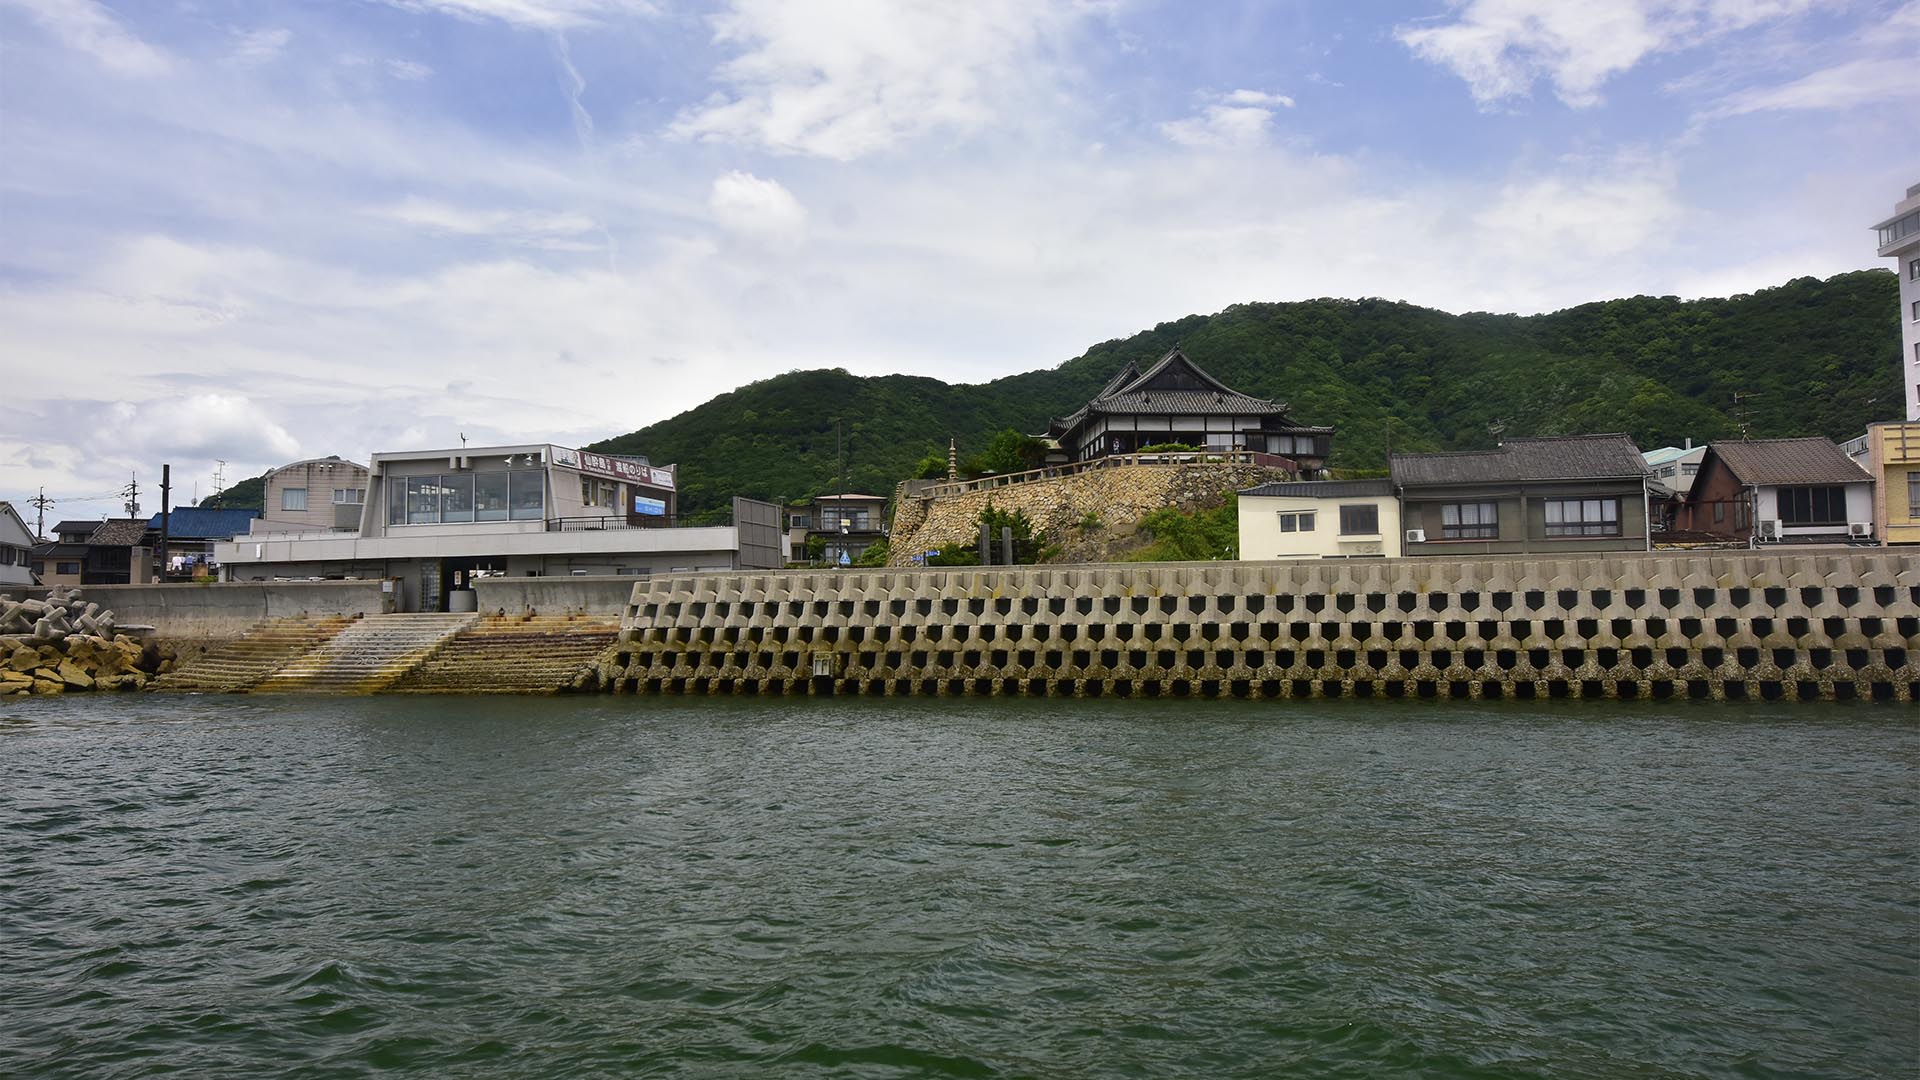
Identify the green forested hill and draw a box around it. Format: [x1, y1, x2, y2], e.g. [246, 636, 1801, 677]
[589, 270, 1903, 519]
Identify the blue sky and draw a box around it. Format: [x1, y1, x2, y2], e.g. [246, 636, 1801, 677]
[2, 0, 1916, 515]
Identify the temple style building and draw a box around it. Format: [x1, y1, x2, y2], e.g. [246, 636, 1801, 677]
[1044, 346, 1332, 469]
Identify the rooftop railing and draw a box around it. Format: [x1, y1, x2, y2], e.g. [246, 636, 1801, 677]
[545, 514, 705, 532]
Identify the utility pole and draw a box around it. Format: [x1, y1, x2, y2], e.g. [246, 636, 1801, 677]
[28, 487, 53, 541]
[121, 472, 139, 519]
[157, 464, 172, 581]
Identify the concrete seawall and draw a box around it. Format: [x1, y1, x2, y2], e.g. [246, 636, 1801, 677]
[472, 575, 637, 616]
[49, 580, 398, 641]
[612, 552, 1920, 702]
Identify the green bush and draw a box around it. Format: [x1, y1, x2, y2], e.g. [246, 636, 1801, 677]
[1127, 494, 1239, 561]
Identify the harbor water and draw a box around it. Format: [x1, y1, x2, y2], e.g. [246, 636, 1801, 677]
[1, 695, 1914, 1078]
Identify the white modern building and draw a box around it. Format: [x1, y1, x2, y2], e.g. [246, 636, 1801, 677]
[1872, 180, 1920, 420]
[0, 501, 36, 587]
[215, 442, 783, 611]
[1236, 479, 1400, 560]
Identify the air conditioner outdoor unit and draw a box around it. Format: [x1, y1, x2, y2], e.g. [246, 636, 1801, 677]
[1403, 528, 1427, 544]
[1757, 519, 1783, 541]
[1847, 521, 1873, 538]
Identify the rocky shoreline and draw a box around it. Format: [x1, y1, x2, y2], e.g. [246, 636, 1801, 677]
[1, 588, 173, 696]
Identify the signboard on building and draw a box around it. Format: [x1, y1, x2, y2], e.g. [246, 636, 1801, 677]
[633, 495, 667, 517]
[555, 446, 676, 491]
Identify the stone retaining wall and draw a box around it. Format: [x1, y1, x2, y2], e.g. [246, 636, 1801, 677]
[887, 462, 1290, 565]
[609, 552, 1920, 702]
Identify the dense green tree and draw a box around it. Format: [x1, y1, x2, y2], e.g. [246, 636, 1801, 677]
[586, 271, 1903, 518]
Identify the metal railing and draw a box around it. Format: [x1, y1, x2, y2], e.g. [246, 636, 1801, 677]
[545, 514, 699, 532]
[914, 450, 1304, 499]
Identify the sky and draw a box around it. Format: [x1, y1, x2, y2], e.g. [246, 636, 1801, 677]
[2, 0, 1916, 520]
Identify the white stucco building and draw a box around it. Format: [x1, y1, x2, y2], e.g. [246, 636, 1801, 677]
[1236, 479, 1400, 560]
[1873, 181, 1920, 420]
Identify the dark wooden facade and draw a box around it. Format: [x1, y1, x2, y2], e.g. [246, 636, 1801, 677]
[1044, 348, 1332, 468]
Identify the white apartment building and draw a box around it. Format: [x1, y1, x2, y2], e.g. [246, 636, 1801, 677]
[1872, 181, 1920, 420]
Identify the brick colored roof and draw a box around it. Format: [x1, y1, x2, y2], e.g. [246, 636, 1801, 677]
[1392, 434, 1648, 487]
[1240, 479, 1392, 498]
[1703, 438, 1872, 486]
[88, 518, 151, 547]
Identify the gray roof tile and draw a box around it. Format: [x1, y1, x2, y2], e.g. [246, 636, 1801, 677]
[1392, 434, 1648, 486]
[1240, 479, 1392, 498]
[1703, 438, 1872, 486]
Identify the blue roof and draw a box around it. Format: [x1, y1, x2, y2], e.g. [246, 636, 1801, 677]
[146, 507, 260, 539]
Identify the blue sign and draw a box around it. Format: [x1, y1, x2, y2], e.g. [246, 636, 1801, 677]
[633, 495, 667, 516]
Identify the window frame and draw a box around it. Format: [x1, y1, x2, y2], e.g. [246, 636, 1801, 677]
[1776, 485, 1848, 527]
[1542, 497, 1622, 538]
[1338, 503, 1380, 536]
[280, 487, 308, 512]
[1909, 473, 1920, 520]
[1439, 501, 1498, 540]
[1276, 511, 1316, 534]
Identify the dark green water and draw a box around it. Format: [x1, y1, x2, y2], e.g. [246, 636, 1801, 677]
[0, 696, 1913, 1079]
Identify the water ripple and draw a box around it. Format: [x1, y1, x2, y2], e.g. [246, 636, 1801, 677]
[0, 694, 1912, 1079]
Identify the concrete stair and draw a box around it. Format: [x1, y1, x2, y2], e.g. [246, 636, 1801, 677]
[387, 614, 621, 694]
[251, 613, 478, 694]
[154, 615, 359, 693]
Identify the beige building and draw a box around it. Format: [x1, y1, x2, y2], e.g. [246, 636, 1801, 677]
[1237, 479, 1400, 560]
[1845, 422, 1920, 545]
[1872, 181, 1920, 419]
[255, 456, 371, 533]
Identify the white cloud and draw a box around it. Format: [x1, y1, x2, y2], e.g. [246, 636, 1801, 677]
[106, 394, 303, 462]
[1471, 154, 1682, 262]
[1161, 89, 1293, 148]
[1, 0, 172, 76]
[1397, 0, 1825, 107]
[380, 0, 655, 30]
[708, 171, 808, 249]
[1711, 56, 1920, 115]
[228, 27, 291, 66]
[1703, 2, 1920, 117]
[371, 197, 601, 249]
[1221, 88, 1296, 108]
[387, 59, 434, 81]
[668, 0, 1096, 160]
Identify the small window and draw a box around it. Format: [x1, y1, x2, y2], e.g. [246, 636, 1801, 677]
[1713, 501, 1726, 523]
[1543, 497, 1621, 537]
[790, 513, 811, 530]
[1440, 501, 1498, 539]
[1911, 299, 1919, 322]
[57, 561, 80, 575]
[1276, 511, 1315, 533]
[1910, 257, 1920, 281]
[281, 487, 307, 511]
[1338, 504, 1379, 535]
[581, 477, 597, 507]
[1681, 462, 1698, 475]
[332, 488, 365, 504]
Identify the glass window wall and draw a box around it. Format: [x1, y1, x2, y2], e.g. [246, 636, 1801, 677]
[475, 472, 510, 521]
[388, 470, 541, 525]
[510, 472, 545, 520]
